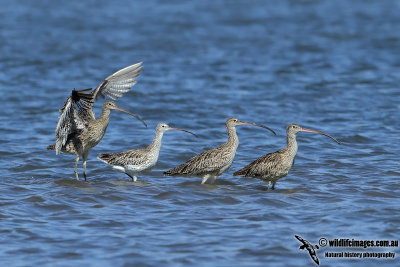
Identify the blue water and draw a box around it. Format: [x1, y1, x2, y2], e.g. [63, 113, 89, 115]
[0, 0, 399, 266]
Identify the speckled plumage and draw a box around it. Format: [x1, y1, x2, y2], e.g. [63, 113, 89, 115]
[98, 123, 196, 181]
[47, 62, 146, 180]
[233, 123, 340, 190]
[164, 117, 276, 184]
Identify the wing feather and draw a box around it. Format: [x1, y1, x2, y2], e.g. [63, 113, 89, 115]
[165, 146, 232, 176]
[91, 62, 142, 101]
[98, 149, 148, 167]
[233, 150, 288, 179]
[54, 62, 142, 155]
[55, 89, 93, 154]
[55, 96, 74, 154]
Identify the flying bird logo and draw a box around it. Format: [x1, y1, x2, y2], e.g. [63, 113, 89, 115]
[294, 235, 320, 265]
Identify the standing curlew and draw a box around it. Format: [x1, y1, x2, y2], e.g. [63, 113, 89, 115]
[233, 123, 340, 190]
[47, 62, 147, 180]
[164, 117, 276, 184]
[97, 123, 197, 181]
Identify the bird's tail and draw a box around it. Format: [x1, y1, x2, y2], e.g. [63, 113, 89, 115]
[232, 168, 248, 177]
[97, 153, 112, 164]
[47, 144, 56, 150]
[47, 142, 77, 155]
[163, 170, 173, 176]
[163, 167, 180, 176]
[163, 164, 193, 176]
[164, 159, 200, 176]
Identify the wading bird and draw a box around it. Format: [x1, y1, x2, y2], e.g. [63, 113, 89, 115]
[47, 62, 147, 180]
[97, 123, 197, 181]
[233, 123, 340, 190]
[164, 117, 276, 184]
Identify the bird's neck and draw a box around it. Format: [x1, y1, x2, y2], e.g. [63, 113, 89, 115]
[148, 130, 164, 153]
[285, 133, 298, 157]
[96, 107, 111, 129]
[226, 126, 239, 149]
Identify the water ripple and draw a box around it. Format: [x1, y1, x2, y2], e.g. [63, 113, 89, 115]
[0, 0, 399, 266]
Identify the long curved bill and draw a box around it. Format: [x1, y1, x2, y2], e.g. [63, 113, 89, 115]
[167, 127, 198, 137]
[239, 121, 276, 135]
[114, 106, 147, 127]
[300, 127, 340, 144]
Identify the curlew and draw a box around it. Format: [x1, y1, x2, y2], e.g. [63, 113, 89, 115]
[47, 62, 147, 180]
[164, 117, 276, 184]
[97, 123, 197, 181]
[233, 123, 340, 190]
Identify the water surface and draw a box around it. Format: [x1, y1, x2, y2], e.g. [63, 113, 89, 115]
[0, 0, 399, 266]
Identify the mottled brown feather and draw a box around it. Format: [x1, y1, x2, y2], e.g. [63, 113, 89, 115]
[233, 148, 293, 181]
[98, 149, 149, 167]
[164, 143, 235, 176]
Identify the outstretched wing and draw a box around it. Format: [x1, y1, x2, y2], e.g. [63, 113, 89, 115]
[295, 235, 313, 247]
[91, 62, 143, 101]
[295, 235, 319, 265]
[307, 248, 319, 265]
[55, 89, 93, 154]
[295, 235, 307, 245]
[78, 62, 142, 122]
[54, 62, 142, 155]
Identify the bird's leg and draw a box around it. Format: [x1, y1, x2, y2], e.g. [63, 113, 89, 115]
[267, 181, 271, 190]
[126, 173, 137, 182]
[209, 176, 217, 184]
[83, 161, 87, 181]
[271, 182, 276, 190]
[201, 175, 210, 184]
[74, 155, 80, 180]
[83, 151, 89, 181]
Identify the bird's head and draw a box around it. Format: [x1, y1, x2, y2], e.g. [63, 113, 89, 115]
[156, 122, 197, 137]
[287, 123, 340, 144]
[103, 100, 147, 127]
[287, 123, 303, 135]
[226, 117, 276, 135]
[103, 100, 118, 110]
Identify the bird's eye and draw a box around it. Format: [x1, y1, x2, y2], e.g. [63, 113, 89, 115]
[292, 125, 296, 128]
